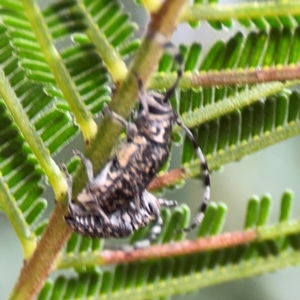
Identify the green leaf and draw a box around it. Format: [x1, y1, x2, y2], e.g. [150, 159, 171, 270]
[2, 1, 300, 299]
[182, 2, 300, 30]
[44, 190, 300, 300]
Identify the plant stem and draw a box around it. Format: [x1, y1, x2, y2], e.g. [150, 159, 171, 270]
[9, 0, 189, 299]
[8, 203, 72, 300]
[58, 231, 257, 268]
[56, 219, 300, 268]
[72, 0, 189, 195]
[181, 2, 300, 23]
[149, 118, 300, 190]
[181, 81, 298, 129]
[149, 65, 300, 90]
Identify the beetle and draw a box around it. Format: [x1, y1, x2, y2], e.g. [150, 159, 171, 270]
[61, 162, 177, 248]
[63, 49, 210, 246]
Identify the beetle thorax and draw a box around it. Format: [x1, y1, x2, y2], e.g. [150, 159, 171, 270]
[135, 91, 176, 143]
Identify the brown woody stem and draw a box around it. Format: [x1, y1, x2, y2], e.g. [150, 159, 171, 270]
[149, 65, 300, 90]
[9, 0, 188, 299]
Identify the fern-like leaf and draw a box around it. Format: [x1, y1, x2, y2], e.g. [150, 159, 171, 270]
[2, 1, 300, 299]
[182, 1, 300, 30]
[40, 191, 300, 299]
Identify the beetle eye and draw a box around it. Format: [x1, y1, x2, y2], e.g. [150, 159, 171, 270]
[153, 95, 163, 104]
[110, 159, 119, 171]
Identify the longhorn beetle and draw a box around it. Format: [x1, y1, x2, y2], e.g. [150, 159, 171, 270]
[62, 163, 177, 248]
[63, 47, 210, 247]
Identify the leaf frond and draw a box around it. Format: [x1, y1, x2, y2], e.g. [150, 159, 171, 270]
[0, 24, 68, 250]
[148, 89, 300, 190]
[2, 1, 300, 299]
[151, 27, 300, 91]
[188, 89, 300, 172]
[40, 190, 300, 299]
[8, 2, 189, 299]
[43, 0, 139, 83]
[16, 0, 97, 140]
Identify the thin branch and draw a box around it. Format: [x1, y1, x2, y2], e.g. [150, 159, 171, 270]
[179, 81, 297, 130]
[149, 65, 300, 90]
[58, 231, 257, 269]
[140, 0, 288, 23]
[56, 219, 300, 268]
[149, 118, 300, 190]
[8, 203, 71, 300]
[148, 168, 185, 191]
[72, 0, 189, 196]
[9, 1, 188, 299]
[181, 2, 300, 23]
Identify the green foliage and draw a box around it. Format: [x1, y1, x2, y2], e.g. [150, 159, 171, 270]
[181, 90, 300, 175]
[39, 191, 300, 300]
[184, 0, 300, 30]
[1, 0, 300, 299]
